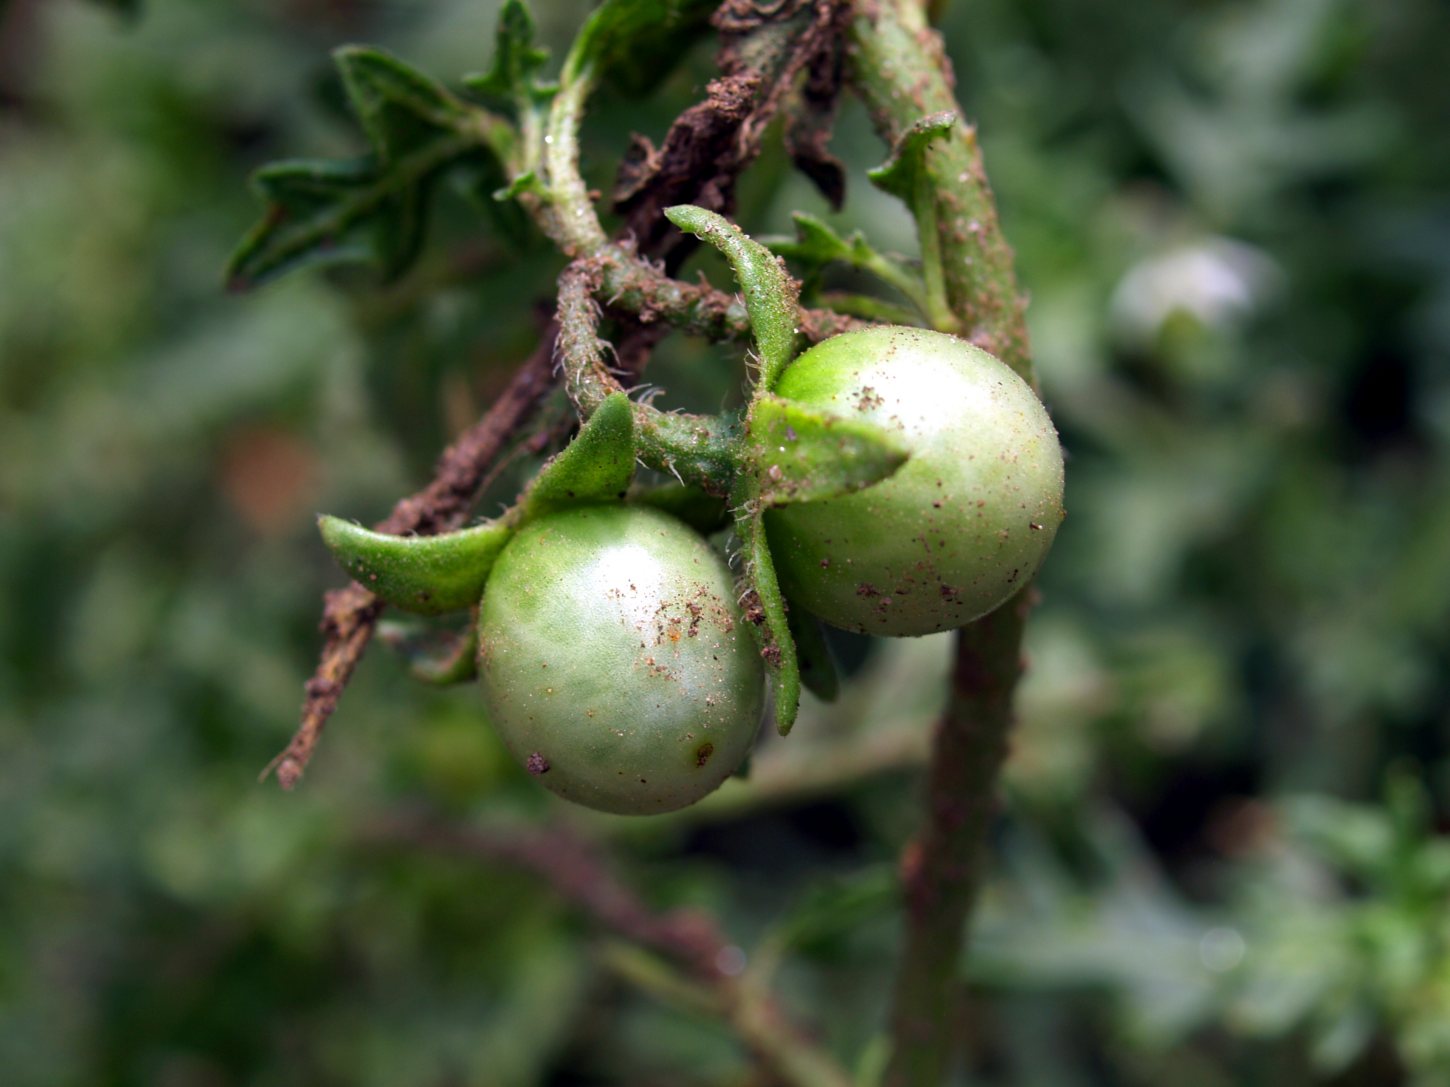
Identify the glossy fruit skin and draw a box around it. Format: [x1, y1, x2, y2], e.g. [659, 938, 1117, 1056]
[477, 505, 763, 815]
[764, 326, 1065, 636]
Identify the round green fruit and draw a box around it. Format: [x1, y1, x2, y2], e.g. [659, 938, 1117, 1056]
[764, 326, 1065, 636]
[477, 505, 763, 814]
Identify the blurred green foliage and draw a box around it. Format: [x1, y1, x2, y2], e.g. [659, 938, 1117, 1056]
[2, 0, 1448, 1084]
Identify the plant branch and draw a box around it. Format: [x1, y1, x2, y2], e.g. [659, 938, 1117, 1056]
[263, 329, 558, 789]
[363, 811, 852, 1087]
[270, 0, 860, 787]
[846, 0, 1031, 378]
[846, 1, 1042, 1083]
[557, 259, 742, 490]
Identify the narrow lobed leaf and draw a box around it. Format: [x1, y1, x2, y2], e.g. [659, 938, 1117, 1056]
[228, 48, 513, 291]
[318, 516, 511, 615]
[767, 212, 876, 275]
[464, 0, 556, 111]
[866, 110, 957, 201]
[335, 46, 474, 164]
[565, 0, 714, 94]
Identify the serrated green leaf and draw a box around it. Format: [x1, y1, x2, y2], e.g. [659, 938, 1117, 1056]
[768, 212, 876, 274]
[565, 0, 715, 94]
[520, 392, 637, 518]
[665, 205, 801, 390]
[228, 48, 512, 291]
[748, 395, 908, 507]
[464, 0, 556, 110]
[228, 147, 463, 289]
[336, 46, 476, 163]
[767, 212, 928, 317]
[318, 516, 511, 615]
[866, 110, 957, 201]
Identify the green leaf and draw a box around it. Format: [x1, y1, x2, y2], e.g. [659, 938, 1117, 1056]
[732, 496, 801, 736]
[768, 212, 878, 276]
[748, 395, 908, 507]
[464, 0, 556, 111]
[228, 48, 510, 291]
[318, 516, 511, 615]
[866, 111, 957, 201]
[376, 619, 480, 684]
[229, 155, 429, 289]
[565, 0, 715, 94]
[664, 205, 801, 390]
[520, 392, 637, 518]
[336, 47, 477, 164]
[866, 111, 959, 333]
[768, 212, 928, 316]
[493, 169, 549, 202]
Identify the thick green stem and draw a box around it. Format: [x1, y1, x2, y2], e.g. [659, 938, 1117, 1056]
[536, 51, 609, 256]
[846, 1, 1041, 1084]
[846, 0, 1032, 380]
[885, 593, 1029, 1087]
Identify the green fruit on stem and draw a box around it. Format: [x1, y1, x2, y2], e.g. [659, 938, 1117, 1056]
[764, 326, 1065, 636]
[477, 505, 763, 814]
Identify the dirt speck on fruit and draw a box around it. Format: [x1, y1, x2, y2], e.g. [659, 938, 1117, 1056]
[696, 742, 714, 767]
[526, 752, 551, 775]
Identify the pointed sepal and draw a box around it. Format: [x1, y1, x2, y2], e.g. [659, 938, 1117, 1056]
[748, 396, 908, 507]
[520, 392, 636, 518]
[732, 497, 801, 736]
[664, 205, 801, 390]
[318, 515, 511, 614]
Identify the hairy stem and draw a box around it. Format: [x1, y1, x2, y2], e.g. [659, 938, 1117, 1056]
[846, 1, 1040, 1083]
[536, 47, 609, 256]
[846, 0, 1031, 378]
[556, 259, 741, 490]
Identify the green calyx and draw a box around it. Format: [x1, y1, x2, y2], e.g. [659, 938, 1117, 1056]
[318, 517, 512, 616]
[326, 204, 912, 737]
[660, 206, 909, 735]
[318, 392, 638, 616]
